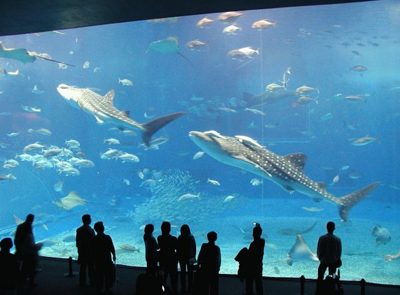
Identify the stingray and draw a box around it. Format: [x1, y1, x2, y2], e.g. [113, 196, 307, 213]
[0, 41, 75, 67]
[277, 221, 318, 236]
[13, 214, 24, 225]
[286, 235, 319, 266]
[146, 36, 192, 66]
[53, 191, 87, 210]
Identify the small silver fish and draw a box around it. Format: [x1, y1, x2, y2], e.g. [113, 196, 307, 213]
[193, 151, 205, 160]
[207, 178, 220, 186]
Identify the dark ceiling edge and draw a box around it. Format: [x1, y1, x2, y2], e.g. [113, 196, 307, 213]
[0, 0, 374, 37]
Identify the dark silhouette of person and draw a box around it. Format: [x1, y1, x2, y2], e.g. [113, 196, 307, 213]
[76, 214, 95, 287]
[245, 223, 265, 295]
[177, 224, 196, 293]
[315, 221, 342, 294]
[157, 221, 178, 295]
[14, 214, 39, 287]
[0, 238, 21, 294]
[92, 221, 116, 293]
[143, 224, 159, 277]
[197, 231, 221, 295]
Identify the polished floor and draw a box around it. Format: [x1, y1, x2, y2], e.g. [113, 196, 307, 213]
[12, 257, 400, 295]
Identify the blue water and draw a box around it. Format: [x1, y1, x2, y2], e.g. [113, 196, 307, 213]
[0, 0, 399, 285]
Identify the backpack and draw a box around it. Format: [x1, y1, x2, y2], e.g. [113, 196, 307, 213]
[322, 272, 344, 295]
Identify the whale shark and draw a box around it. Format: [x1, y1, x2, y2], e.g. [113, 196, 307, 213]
[57, 84, 184, 145]
[189, 130, 379, 221]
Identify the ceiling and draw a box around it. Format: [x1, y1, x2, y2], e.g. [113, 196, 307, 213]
[0, 0, 372, 37]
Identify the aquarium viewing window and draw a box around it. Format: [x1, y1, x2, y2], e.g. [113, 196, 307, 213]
[0, 0, 399, 286]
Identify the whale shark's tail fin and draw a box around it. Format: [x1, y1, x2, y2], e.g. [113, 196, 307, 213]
[141, 112, 185, 146]
[336, 182, 379, 222]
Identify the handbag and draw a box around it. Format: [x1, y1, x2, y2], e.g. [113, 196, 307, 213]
[336, 259, 342, 268]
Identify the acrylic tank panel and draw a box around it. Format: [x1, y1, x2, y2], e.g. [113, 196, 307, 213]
[0, 0, 399, 285]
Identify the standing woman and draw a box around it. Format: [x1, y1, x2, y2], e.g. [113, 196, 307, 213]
[177, 224, 196, 293]
[143, 224, 159, 277]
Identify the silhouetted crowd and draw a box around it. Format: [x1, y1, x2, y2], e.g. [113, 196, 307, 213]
[0, 214, 342, 295]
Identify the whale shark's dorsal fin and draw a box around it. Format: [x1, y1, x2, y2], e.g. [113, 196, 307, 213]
[234, 135, 262, 148]
[121, 111, 130, 118]
[283, 153, 307, 171]
[104, 90, 115, 106]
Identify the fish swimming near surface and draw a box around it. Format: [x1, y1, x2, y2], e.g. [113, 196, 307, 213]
[189, 130, 379, 221]
[57, 84, 184, 146]
[251, 19, 277, 30]
[286, 235, 319, 266]
[196, 17, 214, 28]
[218, 11, 244, 22]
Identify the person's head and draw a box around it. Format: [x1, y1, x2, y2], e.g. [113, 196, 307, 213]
[94, 221, 105, 234]
[82, 214, 91, 225]
[327, 221, 335, 233]
[180, 224, 190, 236]
[144, 224, 154, 235]
[207, 231, 217, 243]
[26, 214, 34, 224]
[253, 224, 262, 239]
[161, 221, 171, 235]
[0, 238, 13, 252]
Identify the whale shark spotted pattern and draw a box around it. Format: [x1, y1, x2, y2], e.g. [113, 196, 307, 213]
[57, 84, 184, 146]
[189, 130, 379, 221]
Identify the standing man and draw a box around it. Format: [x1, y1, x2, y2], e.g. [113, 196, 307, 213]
[14, 214, 38, 288]
[76, 214, 95, 287]
[157, 221, 178, 295]
[316, 221, 342, 294]
[245, 223, 265, 295]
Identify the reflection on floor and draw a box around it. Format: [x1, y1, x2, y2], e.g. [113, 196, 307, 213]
[13, 257, 400, 295]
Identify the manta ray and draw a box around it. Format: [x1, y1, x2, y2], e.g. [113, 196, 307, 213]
[53, 191, 87, 211]
[146, 36, 192, 66]
[189, 130, 379, 221]
[286, 235, 319, 266]
[0, 41, 74, 67]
